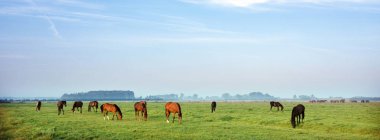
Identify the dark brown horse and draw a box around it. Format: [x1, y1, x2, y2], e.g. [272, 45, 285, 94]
[165, 102, 182, 124]
[36, 101, 41, 112]
[134, 101, 148, 121]
[100, 103, 122, 120]
[211, 101, 216, 113]
[72, 101, 83, 114]
[291, 104, 305, 128]
[270, 101, 283, 111]
[57, 101, 67, 115]
[88, 101, 99, 112]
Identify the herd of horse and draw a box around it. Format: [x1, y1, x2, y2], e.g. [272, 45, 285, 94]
[36, 100, 313, 128]
[309, 99, 370, 103]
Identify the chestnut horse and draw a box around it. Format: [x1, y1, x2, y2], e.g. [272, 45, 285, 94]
[134, 101, 148, 121]
[291, 104, 305, 128]
[100, 103, 122, 120]
[36, 101, 41, 112]
[72, 101, 83, 114]
[270, 101, 283, 111]
[211, 101, 216, 113]
[57, 101, 67, 115]
[88, 101, 99, 112]
[165, 102, 182, 124]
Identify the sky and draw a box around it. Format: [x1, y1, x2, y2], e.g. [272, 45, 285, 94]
[0, 0, 379, 98]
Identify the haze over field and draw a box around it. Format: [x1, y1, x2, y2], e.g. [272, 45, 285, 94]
[0, 0, 379, 98]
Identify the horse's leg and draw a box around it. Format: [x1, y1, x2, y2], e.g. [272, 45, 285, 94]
[172, 113, 176, 123]
[297, 114, 300, 124]
[107, 112, 110, 120]
[58, 108, 60, 115]
[62, 108, 64, 115]
[112, 112, 115, 120]
[277, 106, 279, 111]
[270, 105, 272, 111]
[135, 110, 138, 120]
[166, 110, 170, 123]
[103, 112, 106, 120]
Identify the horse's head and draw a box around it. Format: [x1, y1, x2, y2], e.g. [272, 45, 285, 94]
[178, 113, 182, 124]
[117, 112, 123, 120]
[63, 101, 67, 107]
[291, 117, 296, 128]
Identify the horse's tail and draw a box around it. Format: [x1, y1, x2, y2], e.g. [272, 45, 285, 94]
[302, 106, 305, 120]
[114, 104, 122, 118]
[100, 104, 104, 113]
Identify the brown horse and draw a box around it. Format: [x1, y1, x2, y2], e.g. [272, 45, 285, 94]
[134, 101, 148, 121]
[36, 101, 41, 112]
[211, 101, 216, 113]
[100, 103, 122, 120]
[291, 104, 305, 128]
[88, 101, 99, 112]
[57, 101, 67, 115]
[270, 101, 283, 111]
[165, 102, 182, 124]
[72, 101, 83, 114]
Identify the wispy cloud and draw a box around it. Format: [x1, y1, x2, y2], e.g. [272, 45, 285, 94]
[26, 0, 62, 39]
[180, 0, 380, 11]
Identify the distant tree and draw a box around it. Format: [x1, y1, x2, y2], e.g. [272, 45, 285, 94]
[193, 94, 198, 100]
[293, 95, 297, 99]
[222, 93, 231, 99]
[298, 95, 311, 100]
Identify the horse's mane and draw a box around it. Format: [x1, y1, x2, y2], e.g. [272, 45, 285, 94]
[114, 104, 122, 117]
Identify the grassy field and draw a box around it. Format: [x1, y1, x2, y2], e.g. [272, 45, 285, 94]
[0, 101, 379, 139]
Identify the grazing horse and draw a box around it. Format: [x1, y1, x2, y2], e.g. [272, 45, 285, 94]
[134, 101, 148, 121]
[270, 101, 283, 111]
[340, 99, 345, 103]
[88, 101, 99, 112]
[165, 102, 182, 124]
[72, 101, 83, 114]
[211, 101, 216, 113]
[36, 101, 41, 112]
[366, 100, 370, 103]
[100, 103, 122, 120]
[57, 101, 67, 115]
[291, 104, 305, 128]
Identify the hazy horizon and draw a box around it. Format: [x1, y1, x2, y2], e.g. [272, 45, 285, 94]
[1, 0, 379, 98]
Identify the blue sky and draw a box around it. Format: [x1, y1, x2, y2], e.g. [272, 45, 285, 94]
[0, 0, 379, 98]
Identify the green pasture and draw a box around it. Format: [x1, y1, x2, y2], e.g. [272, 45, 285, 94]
[0, 101, 379, 139]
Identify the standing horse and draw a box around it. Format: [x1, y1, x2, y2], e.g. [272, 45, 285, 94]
[134, 101, 148, 121]
[165, 102, 182, 124]
[211, 101, 216, 113]
[100, 103, 122, 120]
[36, 101, 41, 112]
[291, 104, 305, 128]
[270, 101, 283, 111]
[72, 101, 83, 114]
[88, 101, 99, 112]
[57, 101, 67, 115]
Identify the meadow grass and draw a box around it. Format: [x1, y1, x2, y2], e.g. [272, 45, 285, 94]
[0, 101, 379, 139]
